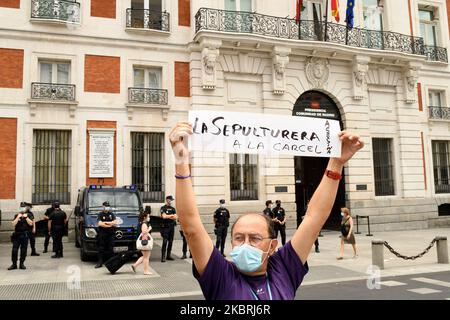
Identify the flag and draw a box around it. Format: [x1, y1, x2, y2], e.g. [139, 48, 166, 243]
[312, 3, 323, 41]
[295, 0, 305, 23]
[331, 0, 340, 22]
[345, 0, 355, 28]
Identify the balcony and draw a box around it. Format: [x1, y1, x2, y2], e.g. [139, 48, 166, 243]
[195, 8, 448, 62]
[31, 0, 80, 24]
[429, 106, 450, 120]
[127, 88, 169, 120]
[128, 88, 168, 105]
[126, 9, 170, 33]
[424, 45, 448, 63]
[31, 82, 76, 101]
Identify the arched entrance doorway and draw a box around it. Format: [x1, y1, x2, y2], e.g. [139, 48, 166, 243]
[292, 90, 345, 230]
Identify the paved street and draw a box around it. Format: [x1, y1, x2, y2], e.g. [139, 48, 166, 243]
[0, 227, 449, 300]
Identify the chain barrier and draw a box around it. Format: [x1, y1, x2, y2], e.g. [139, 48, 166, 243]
[383, 238, 437, 260]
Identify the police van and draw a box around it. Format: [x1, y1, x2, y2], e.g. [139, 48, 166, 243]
[74, 185, 143, 261]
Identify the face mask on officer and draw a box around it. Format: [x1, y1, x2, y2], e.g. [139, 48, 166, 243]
[230, 240, 274, 273]
[19, 207, 26, 213]
[220, 203, 225, 208]
[146, 215, 150, 222]
[104, 206, 111, 212]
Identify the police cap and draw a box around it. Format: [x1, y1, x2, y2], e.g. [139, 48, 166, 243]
[166, 195, 174, 201]
[219, 199, 225, 204]
[102, 201, 110, 207]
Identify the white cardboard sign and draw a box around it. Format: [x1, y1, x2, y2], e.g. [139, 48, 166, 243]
[188, 110, 341, 157]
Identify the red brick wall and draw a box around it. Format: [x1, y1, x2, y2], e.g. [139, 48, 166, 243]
[84, 55, 120, 93]
[0, 118, 17, 199]
[417, 83, 423, 112]
[0, 0, 20, 8]
[86, 121, 117, 186]
[175, 62, 190, 97]
[91, 0, 116, 18]
[0, 48, 23, 88]
[178, 0, 190, 26]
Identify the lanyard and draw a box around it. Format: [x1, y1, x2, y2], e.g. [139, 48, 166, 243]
[248, 274, 273, 301]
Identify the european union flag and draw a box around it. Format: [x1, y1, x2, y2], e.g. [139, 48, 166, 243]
[345, 0, 355, 29]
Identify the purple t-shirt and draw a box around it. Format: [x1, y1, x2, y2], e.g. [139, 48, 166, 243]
[193, 241, 308, 300]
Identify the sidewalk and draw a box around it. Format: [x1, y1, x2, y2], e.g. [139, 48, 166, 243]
[0, 227, 448, 299]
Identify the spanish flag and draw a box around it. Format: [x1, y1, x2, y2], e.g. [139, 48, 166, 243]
[331, 0, 340, 22]
[295, 0, 305, 23]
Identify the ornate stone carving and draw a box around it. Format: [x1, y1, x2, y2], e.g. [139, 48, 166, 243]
[305, 57, 329, 88]
[403, 63, 421, 104]
[351, 56, 369, 100]
[271, 46, 290, 95]
[200, 39, 222, 90]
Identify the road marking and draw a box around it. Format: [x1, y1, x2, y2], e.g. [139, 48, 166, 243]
[411, 277, 450, 288]
[380, 281, 406, 287]
[407, 288, 442, 295]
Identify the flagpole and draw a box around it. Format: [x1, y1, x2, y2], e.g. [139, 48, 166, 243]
[324, 0, 329, 42]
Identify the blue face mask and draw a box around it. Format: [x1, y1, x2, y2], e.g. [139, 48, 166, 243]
[230, 242, 272, 273]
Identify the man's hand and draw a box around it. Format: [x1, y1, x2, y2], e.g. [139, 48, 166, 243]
[169, 122, 193, 165]
[336, 131, 365, 165]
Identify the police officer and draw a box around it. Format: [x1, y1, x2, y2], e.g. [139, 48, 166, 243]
[8, 203, 34, 270]
[214, 199, 230, 256]
[95, 201, 117, 268]
[160, 195, 177, 262]
[272, 200, 286, 245]
[43, 201, 57, 253]
[24, 203, 39, 257]
[48, 201, 67, 258]
[263, 200, 273, 217]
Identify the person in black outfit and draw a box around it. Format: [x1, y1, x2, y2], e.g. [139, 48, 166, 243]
[95, 201, 117, 268]
[48, 202, 67, 258]
[43, 201, 57, 253]
[263, 200, 273, 217]
[24, 203, 39, 257]
[272, 200, 286, 246]
[214, 199, 230, 256]
[8, 203, 34, 270]
[160, 195, 177, 262]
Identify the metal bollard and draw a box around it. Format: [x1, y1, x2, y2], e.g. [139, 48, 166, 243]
[372, 240, 384, 270]
[435, 236, 449, 264]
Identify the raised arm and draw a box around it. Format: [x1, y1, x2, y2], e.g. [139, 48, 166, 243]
[169, 122, 213, 275]
[291, 131, 364, 264]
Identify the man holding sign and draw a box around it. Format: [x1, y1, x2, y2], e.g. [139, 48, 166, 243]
[170, 111, 364, 300]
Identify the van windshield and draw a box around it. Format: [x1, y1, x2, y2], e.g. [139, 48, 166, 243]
[88, 191, 140, 214]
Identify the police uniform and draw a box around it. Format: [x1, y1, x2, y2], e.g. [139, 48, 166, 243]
[9, 210, 32, 270]
[96, 208, 116, 268]
[24, 206, 39, 256]
[49, 207, 67, 258]
[272, 205, 286, 245]
[43, 205, 56, 253]
[214, 205, 230, 255]
[263, 207, 272, 217]
[160, 204, 176, 262]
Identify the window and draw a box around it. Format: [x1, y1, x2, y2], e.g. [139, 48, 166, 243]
[230, 153, 258, 201]
[133, 67, 162, 88]
[432, 141, 450, 193]
[130, 0, 164, 30]
[32, 130, 71, 204]
[428, 90, 445, 107]
[372, 138, 395, 196]
[39, 61, 70, 84]
[131, 132, 165, 202]
[363, 0, 383, 31]
[224, 0, 252, 32]
[419, 8, 437, 46]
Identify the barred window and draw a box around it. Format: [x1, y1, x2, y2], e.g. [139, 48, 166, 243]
[32, 130, 71, 204]
[131, 132, 165, 202]
[230, 153, 258, 201]
[372, 138, 395, 196]
[432, 141, 450, 194]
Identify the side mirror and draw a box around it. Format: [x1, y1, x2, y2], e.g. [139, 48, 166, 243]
[74, 206, 81, 216]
